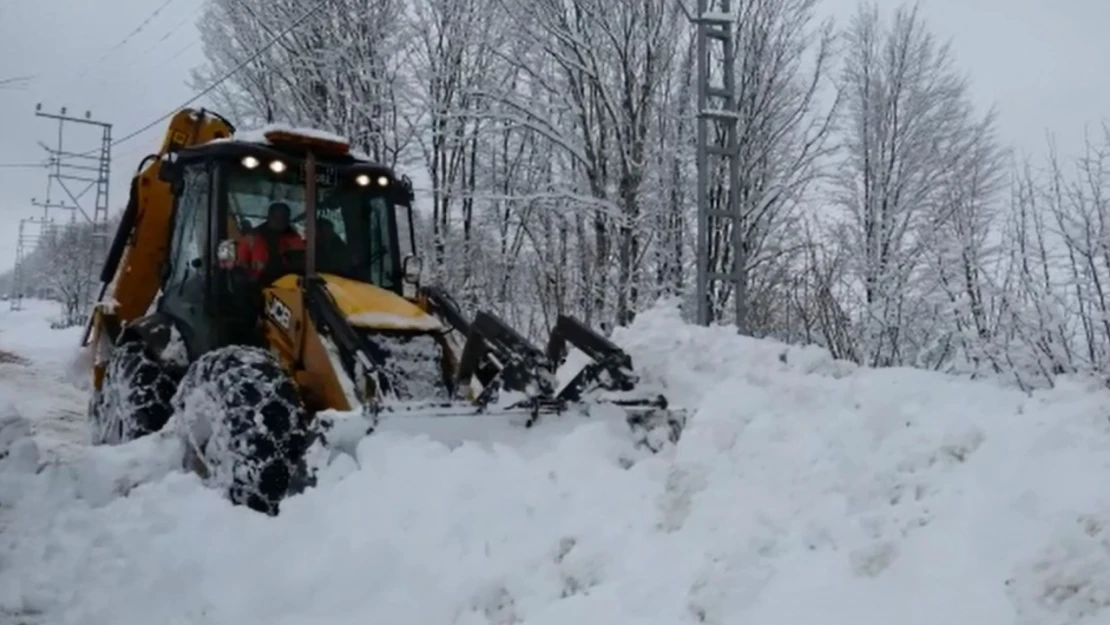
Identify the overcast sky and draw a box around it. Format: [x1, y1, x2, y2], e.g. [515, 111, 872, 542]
[0, 0, 207, 271]
[1, 0, 1108, 272]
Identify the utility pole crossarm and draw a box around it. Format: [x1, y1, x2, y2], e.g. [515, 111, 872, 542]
[11, 105, 114, 320]
[34, 109, 114, 129]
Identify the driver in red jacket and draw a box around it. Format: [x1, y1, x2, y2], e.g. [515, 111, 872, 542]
[236, 201, 305, 280]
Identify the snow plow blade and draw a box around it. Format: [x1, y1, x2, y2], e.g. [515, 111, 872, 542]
[316, 395, 681, 459]
[417, 287, 687, 452]
[304, 281, 684, 457]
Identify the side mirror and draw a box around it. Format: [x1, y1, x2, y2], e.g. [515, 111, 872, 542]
[397, 175, 415, 204]
[402, 254, 422, 285]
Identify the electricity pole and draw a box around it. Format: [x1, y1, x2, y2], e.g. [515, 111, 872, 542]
[26, 104, 113, 319]
[32, 104, 113, 225]
[694, 1, 743, 330]
[8, 217, 51, 310]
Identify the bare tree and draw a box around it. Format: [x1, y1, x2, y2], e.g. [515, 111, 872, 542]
[407, 0, 502, 293]
[990, 159, 1072, 388]
[194, 0, 413, 165]
[831, 1, 1001, 366]
[490, 0, 686, 327]
[38, 222, 102, 327]
[989, 127, 1110, 387]
[905, 102, 1009, 374]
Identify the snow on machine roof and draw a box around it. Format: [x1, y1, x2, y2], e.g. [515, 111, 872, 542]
[205, 123, 376, 163]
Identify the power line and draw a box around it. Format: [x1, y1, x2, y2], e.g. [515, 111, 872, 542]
[106, 0, 179, 54]
[127, 39, 199, 80]
[73, 0, 181, 81]
[139, 2, 205, 56]
[91, 35, 199, 102]
[47, 4, 205, 138]
[7, 1, 191, 111]
[104, 2, 204, 81]
[0, 75, 33, 90]
[71, 0, 330, 158]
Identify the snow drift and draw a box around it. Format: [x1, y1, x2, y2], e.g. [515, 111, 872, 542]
[2, 301, 1110, 625]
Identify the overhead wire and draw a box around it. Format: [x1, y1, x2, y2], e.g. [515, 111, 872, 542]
[12, 0, 328, 178]
[71, 0, 331, 158]
[51, 0, 209, 142]
[94, 21, 202, 96]
[0, 75, 33, 91]
[72, 0, 181, 82]
[127, 1, 208, 73]
[138, 1, 205, 55]
[1, 2, 200, 176]
[0, 1, 36, 89]
[6, 0, 194, 122]
[1, 2, 216, 214]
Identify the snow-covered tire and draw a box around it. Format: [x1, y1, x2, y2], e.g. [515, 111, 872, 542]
[171, 346, 312, 515]
[90, 340, 178, 445]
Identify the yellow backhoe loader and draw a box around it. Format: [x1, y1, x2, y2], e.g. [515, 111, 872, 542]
[82, 108, 684, 515]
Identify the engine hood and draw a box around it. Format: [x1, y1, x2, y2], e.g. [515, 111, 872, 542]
[320, 274, 444, 332]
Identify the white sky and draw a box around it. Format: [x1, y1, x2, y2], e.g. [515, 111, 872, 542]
[1, 0, 1108, 271]
[0, 0, 209, 272]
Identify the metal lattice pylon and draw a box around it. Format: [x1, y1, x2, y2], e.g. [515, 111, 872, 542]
[8, 216, 54, 310]
[28, 105, 113, 318]
[694, 1, 744, 331]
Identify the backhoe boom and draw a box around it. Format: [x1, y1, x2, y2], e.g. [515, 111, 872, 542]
[83, 109, 234, 350]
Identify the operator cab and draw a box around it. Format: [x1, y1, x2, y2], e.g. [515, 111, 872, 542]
[156, 127, 421, 356]
[224, 156, 402, 288]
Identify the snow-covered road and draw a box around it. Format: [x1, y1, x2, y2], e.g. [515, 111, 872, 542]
[2, 299, 1110, 625]
[0, 301, 90, 463]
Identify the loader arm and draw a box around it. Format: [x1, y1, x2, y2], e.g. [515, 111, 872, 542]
[419, 285, 669, 418]
[300, 275, 382, 405]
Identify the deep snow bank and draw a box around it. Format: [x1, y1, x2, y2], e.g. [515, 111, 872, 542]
[3, 302, 1110, 625]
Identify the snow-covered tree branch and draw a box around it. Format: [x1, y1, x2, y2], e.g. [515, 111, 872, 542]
[186, 0, 1110, 389]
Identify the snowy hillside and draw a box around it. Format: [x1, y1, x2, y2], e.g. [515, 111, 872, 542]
[2, 300, 1110, 625]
